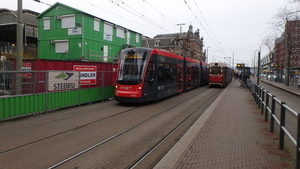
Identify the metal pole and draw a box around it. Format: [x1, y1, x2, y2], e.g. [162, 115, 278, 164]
[279, 102, 286, 150]
[258, 87, 261, 109]
[2, 61, 4, 92]
[257, 51, 261, 86]
[261, 89, 265, 114]
[265, 91, 269, 122]
[16, 0, 24, 95]
[297, 113, 300, 169]
[270, 95, 276, 133]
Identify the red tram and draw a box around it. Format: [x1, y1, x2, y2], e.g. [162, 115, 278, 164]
[115, 48, 209, 103]
[209, 62, 233, 87]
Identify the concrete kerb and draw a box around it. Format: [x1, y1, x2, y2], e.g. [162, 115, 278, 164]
[153, 85, 229, 169]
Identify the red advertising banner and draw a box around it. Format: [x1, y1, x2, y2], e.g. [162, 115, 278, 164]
[73, 65, 97, 85]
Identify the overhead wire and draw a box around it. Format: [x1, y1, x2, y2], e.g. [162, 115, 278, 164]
[80, 0, 167, 34]
[143, 0, 176, 26]
[183, 0, 229, 58]
[108, 0, 171, 33]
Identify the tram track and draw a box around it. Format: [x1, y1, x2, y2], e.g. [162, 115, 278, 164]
[128, 88, 223, 169]
[0, 86, 224, 169]
[0, 100, 129, 136]
[0, 105, 141, 154]
[48, 87, 224, 169]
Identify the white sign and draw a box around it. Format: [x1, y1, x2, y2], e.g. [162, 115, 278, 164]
[48, 71, 79, 91]
[68, 27, 82, 35]
[73, 65, 97, 85]
[21, 62, 32, 78]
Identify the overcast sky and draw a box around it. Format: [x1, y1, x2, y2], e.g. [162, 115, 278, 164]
[3, 0, 299, 66]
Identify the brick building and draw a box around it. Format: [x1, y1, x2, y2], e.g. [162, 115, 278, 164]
[142, 25, 205, 61]
[272, 20, 300, 84]
[273, 33, 285, 82]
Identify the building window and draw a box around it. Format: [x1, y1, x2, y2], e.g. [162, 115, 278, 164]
[94, 18, 100, 31]
[127, 31, 130, 44]
[55, 41, 68, 53]
[43, 17, 50, 30]
[154, 40, 161, 47]
[103, 45, 108, 62]
[104, 23, 113, 41]
[136, 34, 139, 43]
[117, 27, 124, 38]
[61, 14, 75, 29]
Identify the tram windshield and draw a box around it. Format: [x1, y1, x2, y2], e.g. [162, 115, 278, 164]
[211, 66, 221, 75]
[117, 49, 150, 84]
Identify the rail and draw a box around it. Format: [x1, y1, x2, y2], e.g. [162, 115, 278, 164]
[250, 80, 300, 169]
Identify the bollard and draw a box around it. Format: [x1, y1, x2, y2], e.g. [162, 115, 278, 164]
[270, 95, 276, 133]
[265, 91, 269, 122]
[279, 102, 286, 150]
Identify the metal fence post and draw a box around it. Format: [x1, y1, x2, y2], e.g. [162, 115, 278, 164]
[265, 91, 269, 122]
[101, 71, 104, 101]
[270, 95, 276, 133]
[261, 88, 265, 114]
[258, 87, 261, 109]
[45, 71, 49, 113]
[297, 113, 300, 169]
[78, 71, 81, 106]
[279, 102, 286, 150]
[255, 84, 258, 104]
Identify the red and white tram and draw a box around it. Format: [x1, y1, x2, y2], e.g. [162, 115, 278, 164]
[209, 62, 233, 87]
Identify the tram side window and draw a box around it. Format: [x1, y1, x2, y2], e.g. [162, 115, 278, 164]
[171, 64, 177, 82]
[145, 62, 155, 83]
[165, 64, 172, 83]
[158, 64, 164, 85]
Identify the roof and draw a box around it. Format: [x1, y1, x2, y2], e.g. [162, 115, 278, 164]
[37, 2, 141, 35]
[154, 32, 186, 39]
[0, 8, 39, 26]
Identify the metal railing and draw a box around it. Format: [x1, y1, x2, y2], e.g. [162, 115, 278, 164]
[250, 80, 299, 168]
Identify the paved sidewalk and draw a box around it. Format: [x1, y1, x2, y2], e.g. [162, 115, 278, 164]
[259, 78, 300, 97]
[154, 79, 295, 169]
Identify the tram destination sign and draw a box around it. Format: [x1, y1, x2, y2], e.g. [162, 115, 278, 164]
[48, 71, 79, 91]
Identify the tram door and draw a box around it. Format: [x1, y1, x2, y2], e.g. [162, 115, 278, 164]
[177, 65, 183, 92]
[187, 66, 192, 88]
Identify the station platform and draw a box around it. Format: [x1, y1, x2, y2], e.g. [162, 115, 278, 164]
[154, 79, 296, 169]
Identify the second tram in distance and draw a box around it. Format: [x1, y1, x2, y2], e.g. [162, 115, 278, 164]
[115, 47, 209, 103]
[209, 62, 233, 87]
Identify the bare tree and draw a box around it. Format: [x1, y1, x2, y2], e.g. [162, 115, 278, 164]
[261, 35, 276, 79]
[265, 0, 300, 85]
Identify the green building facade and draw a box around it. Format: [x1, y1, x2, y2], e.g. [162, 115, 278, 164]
[37, 2, 142, 62]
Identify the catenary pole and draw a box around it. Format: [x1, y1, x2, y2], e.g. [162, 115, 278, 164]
[16, 0, 24, 94]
